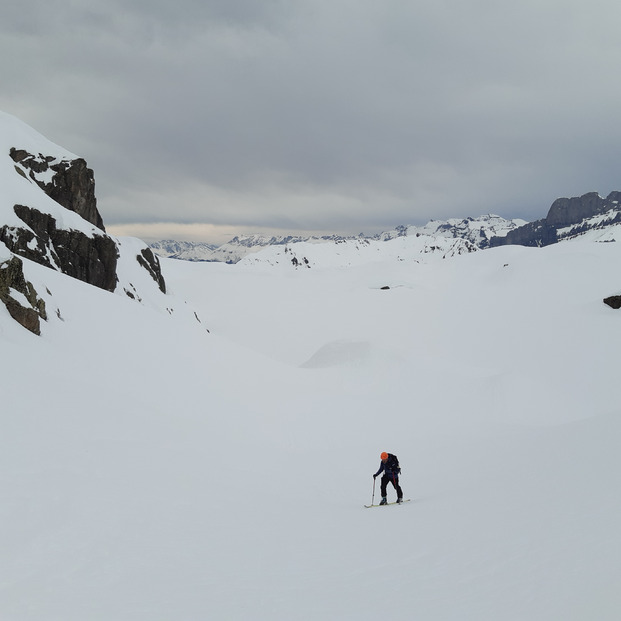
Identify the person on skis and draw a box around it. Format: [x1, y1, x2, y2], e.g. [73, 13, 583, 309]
[373, 451, 403, 505]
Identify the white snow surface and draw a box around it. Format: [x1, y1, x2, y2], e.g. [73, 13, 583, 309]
[237, 234, 477, 270]
[2, 231, 621, 620]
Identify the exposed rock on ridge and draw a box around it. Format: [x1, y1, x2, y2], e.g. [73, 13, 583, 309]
[136, 247, 166, 293]
[0, 204, 118, 291]
[1, 131, 168, 334]
[603, 295, 621, 310]
[0, 255, 47, 335]
[10, 147, 105, 230]
[490, 191, 621, 247]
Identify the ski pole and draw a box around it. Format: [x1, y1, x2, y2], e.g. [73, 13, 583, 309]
[371, 476, 376, 506]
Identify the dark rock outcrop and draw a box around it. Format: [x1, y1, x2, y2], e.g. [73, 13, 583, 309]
[604, 295, 621, 310]
[0, 255, 47, 335]
[10, 148, 105, 231]
[136, 248, 166, 293]
[0, 204, 118, 291]
[490, 191, 621, 248]
[492, 219, 559, 247]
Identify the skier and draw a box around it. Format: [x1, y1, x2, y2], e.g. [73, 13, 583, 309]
[373, 451, 403, 505]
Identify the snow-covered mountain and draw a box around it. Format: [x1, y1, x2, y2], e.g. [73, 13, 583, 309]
[209, 233, 358, 263]
[151, 192, 621, 268]
[151, 232, 365, 263]
[148, 239, 218, 261]
[237, 231, 479, 269]
[150, 214, 526, 265]
[374, 213, 527, 246]
[0, 110, 199, 335]
[491, 190, 621, 247]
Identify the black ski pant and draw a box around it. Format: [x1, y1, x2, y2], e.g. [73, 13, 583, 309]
[380, 473, 403, 500]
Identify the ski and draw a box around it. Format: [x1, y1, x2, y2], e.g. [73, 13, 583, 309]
[364, 499, 411, 508]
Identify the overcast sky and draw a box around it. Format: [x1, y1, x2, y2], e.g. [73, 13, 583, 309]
[2, 0, 621, 244]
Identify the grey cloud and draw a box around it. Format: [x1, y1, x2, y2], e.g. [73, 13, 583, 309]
[2, 0, 621, 240]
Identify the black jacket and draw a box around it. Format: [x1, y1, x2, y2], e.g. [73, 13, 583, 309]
[374, 453, 401, 478]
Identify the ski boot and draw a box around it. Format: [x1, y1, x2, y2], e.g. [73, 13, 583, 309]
[379, 497, 388, 505]
[396, 497, 403, 504]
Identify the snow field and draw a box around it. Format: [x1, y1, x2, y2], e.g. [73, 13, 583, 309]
[2, 237, 621, 619]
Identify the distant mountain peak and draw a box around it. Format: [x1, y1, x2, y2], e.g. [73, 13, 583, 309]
[150, 214, 525, 265]
[491, 191, 621, 247]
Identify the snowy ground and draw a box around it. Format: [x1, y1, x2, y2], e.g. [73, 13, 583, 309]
[2, 236, 621, 620]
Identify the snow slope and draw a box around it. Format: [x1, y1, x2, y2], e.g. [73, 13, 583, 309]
[2, 232, 621, 620]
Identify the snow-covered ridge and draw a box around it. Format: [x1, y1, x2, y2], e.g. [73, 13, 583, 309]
[237, 233, 478, 270]
[491, 191, 621, 248]
[152, 232, 361, 263]
[557, 207, 621, 242]
[0, 112, 98, 239]
[152, 197, 621, 269]
[0, 110, 77, 162]
[0, 109, 201, 335]
[397, 214, 528, 245]
[149, 239, 218, 261]
[151, 215, 526, 265]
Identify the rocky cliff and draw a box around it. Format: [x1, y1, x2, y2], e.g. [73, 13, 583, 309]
[9, 147, 105, 230]
[0, 203, 119, 292]
[0, 254, 47, 335]
[0, 111, 167, 335]
[490, 191, 621, 247]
